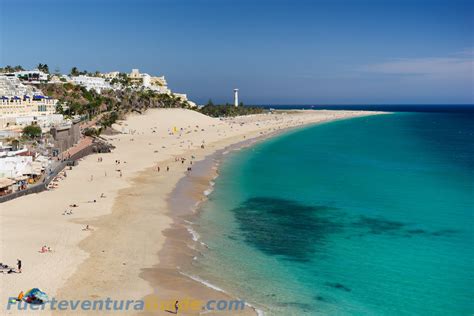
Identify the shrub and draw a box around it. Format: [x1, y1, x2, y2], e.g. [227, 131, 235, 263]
[22, 124, 42, 139]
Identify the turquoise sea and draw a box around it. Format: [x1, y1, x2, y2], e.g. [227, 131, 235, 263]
[190, 111, 474, 315]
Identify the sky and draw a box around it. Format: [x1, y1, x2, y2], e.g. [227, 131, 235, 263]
[1, 0, 473, 105]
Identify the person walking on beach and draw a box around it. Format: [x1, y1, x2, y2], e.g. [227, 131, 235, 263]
[174, 301, 179, 314]
[17, 259, 21, 273]
[16, 291, 24, 301]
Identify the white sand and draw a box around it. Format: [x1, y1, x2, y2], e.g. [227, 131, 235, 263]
[0, 109, 385, 315]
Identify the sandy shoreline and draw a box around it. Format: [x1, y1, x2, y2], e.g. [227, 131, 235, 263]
[0, 109, 386, 315]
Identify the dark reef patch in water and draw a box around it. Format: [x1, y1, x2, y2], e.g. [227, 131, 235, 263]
[231, 197, 341, 261]
[231, 199, 460, 261]
[406, 229, 427, 235]
[225, 234, 239, 241]
[431, 229, 459, 237]
[349, 215, 460, 239]
[352, 215, 405, 234]
[324, 282, 351, 292]
[276, 301, 315, 311]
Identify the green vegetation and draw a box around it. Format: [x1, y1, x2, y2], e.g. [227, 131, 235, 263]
[0, 65, 24, 73]
[55, 101, 66, 114]
[37, 63, 49, 73]
[39, 83, 192, 136]
[3, 64, 263, 139]
[22, 124, 42, 139]
[69, 67, 102, 77]
[0, 63, 48, 73]
[99, 111, 119, 129]
[110, 73, 132, 86]
[198, 100, 264, 117]
[41, 83, 105, 117]
[70, 67, 80, 76]
[83, 127, 101, 137]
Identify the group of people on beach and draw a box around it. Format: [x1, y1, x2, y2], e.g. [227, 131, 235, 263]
[39, 245, 52, 253]
[0, 259, 21, 274]
[62, 209, 73, 215]
[155, 155, 196, 175]
[155, 166, 170, 172]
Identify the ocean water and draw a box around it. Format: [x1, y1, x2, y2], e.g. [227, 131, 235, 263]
[190, 111, 474, 315]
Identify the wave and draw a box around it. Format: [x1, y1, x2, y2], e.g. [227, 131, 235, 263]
[186, 226, 200, 242]
[178, 271, 265, 316]
[179, 271, 227, 293]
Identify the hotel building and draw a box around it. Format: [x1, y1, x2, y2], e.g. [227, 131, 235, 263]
[71, 75, 112, 93]
[0, 76, 59, 129]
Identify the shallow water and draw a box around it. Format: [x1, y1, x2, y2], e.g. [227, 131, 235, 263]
[190, 112, 474, 315]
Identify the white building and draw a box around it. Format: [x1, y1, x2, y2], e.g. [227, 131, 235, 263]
[14, 69, 49, 83]
[173, 93, 197, 107]
[0, 96, 57, 116]
[0, 155, 33, 178]
[0, 96, 59, 130]
[103, 71, 120, 79]
[0, 143, 28, 158]
[142, 73, 151, 88]
[128, 69, 171, 93]
[15, 114, 64, 128]
[0, 149, 49, 193]
[71, 75, 112, 93]
[0, 76, 59, 130]
[0, 75, 38, 96]
[129, 69, 141, 79]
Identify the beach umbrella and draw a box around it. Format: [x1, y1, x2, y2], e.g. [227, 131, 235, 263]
[23, 288, 49, 304]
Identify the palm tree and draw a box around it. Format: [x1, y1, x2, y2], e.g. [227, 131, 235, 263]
[70, 67, 79, 76]
[37, 63, 49, 73]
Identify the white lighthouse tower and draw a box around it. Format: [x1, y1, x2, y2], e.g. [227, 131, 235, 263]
[233, 89, 239, 107]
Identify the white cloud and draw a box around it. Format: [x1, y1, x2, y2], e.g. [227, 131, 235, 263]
[359, 51, 474, 80]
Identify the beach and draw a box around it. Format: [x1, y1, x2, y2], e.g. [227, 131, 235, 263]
[0, 108, 384, 315]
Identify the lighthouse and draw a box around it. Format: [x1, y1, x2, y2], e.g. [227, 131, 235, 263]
[233, 89, 239, 107]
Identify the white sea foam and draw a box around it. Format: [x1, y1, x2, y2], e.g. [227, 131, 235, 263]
[245, 302, 265, 316]
[179, 271, 227, 293]
[186, 227, 200, 241]
[203, 188, 213, 196]
[179, 273, 265, 316]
